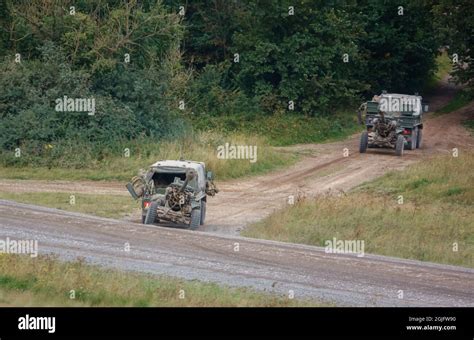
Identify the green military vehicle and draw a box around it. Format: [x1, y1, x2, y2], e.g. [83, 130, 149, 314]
[358, 92, 429, 156]
[126, 160, 218, 230]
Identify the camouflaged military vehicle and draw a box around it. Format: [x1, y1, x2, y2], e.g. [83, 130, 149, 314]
[126, 160, 218, 230]
[357, 92, 429, 156]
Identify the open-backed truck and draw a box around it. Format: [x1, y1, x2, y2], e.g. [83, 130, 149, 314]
[126, 160, 218, 230]
[358, 92, 429, 156]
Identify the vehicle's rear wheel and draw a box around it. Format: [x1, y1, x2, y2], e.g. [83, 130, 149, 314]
[359, 131, 368, 153]
[189, 208, 201, 230]
[408, 128, 417, 150]
[416, 128, 423, 148]
[395, 135, 405, 156]
[141, 215, 146, 224]
[144, 201, 158, 224]
[200, 201, 206, 225]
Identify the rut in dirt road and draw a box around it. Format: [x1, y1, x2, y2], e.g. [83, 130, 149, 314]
[1, 199, 473, 307]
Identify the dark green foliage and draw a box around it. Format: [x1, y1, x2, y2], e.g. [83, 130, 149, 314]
[230, 1, 367, 115]
[0, 0, 469, 168]
[176, 0, 440, 115]
[433, 0, 474, 95]
[0, 1, 187, 165]
[0, 42, 184, 148]
[359, 0, 438, 94]
[163, 0, 245, 69]
[187, 62, 260, 117]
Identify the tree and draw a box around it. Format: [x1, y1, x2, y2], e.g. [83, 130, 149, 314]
[433, 0, 474, 94]
[230, 0, 367, 115]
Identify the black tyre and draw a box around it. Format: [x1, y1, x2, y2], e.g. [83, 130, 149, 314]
[200, 200, 206, 225]
[395, 135, 405, 156]
[144, 201, 158, 224]
[141, 215, 146, 224]
[408, 128, 417, 150]
[189, 208, 201, 230]
[359, 131, 368, 153]
[416, 128, 422, 148]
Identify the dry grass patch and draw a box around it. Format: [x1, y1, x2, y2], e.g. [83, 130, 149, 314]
[0, 254, 324, 307]
[0, 132, 297, 182]
[244, 153, 474, 268]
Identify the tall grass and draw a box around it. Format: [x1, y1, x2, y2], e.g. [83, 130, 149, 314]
[0, 132, 297, 181]
[243, 153, 474, 268]
[192, 111, 361, 146]
[435, 90, 473, 115]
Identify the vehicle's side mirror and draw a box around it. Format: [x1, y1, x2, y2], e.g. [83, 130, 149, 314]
[206, 171, 214, 181]
[423, 104, 429, 113]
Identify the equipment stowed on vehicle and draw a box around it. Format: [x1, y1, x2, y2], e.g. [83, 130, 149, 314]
[357, 92, 429, 156]
[126, 160, 218, 230]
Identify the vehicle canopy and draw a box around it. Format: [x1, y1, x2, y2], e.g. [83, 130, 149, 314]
[149, 160, 206, 190]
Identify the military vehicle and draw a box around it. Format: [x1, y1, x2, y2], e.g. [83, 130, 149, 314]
[126, 160, 218, 230]
[357, 92, 428, 156]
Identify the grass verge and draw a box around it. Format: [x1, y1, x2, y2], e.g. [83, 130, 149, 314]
[0, 110, 361, 182]
[0, 192, 136, 219]
[243, 153, 474, 268]
[462, 117, 474, 135]
[0, 132, 298, 182]
[193, 111, 362, 147]
[0, 254, 322, 307]
[435, 90, 473, 115]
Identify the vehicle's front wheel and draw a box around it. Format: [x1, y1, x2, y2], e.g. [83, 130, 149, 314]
[189, 208, 201, 230]
[395, 135, 405, 156]
[144, 201, 158, 224]
[200, 201, 206, 225]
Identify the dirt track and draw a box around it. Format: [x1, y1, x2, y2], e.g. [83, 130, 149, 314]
[204, 99, 474, 234]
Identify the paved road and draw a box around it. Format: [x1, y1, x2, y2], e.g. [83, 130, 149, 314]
[1, 199, 472, 307]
